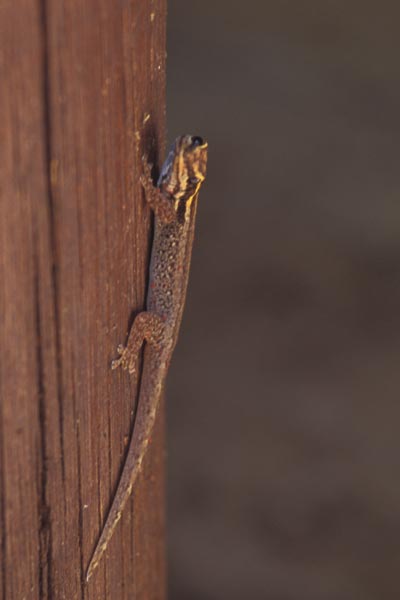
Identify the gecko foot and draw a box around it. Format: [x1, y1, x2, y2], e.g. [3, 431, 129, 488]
[139, 157, 153, 188]
[111, 357, 122, 370]
[111, 346, 138, 377]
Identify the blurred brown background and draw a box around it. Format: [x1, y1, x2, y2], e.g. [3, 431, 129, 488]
[165, 1, 400, 599]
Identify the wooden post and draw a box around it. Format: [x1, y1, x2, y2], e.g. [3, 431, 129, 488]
[0, 1, 167, 598]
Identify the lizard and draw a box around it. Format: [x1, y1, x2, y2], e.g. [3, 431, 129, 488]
[86, 134, 208, 581]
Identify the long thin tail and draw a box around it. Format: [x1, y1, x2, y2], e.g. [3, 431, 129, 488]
[86, 353, 164, 582]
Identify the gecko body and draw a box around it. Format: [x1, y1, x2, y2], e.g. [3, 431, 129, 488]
[86, 135, 208, 581]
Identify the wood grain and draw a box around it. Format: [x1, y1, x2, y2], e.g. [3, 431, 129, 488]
[0, 1, 167, 598]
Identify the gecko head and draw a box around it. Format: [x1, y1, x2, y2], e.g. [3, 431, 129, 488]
[158, 135, 208, 204]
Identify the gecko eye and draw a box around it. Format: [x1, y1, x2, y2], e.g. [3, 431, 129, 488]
[189, 177, 200, 185]
[190, 136, 204, 147]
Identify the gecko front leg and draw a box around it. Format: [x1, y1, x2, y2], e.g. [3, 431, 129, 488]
[140, 158, 176, 224]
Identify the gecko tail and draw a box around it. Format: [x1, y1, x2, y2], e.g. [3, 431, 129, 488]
[85, 476, 133, 582]
[85, 368, 162, 582]
[85, 439, 148, 582]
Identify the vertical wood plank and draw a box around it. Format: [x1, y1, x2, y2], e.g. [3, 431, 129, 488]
[0, 0, 167, 597]
[0, 1, 53, 598]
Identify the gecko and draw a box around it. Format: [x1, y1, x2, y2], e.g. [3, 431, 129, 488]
[86, 134, 208, 581]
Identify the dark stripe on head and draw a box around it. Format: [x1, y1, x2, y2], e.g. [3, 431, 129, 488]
[177, 199, 186, 224]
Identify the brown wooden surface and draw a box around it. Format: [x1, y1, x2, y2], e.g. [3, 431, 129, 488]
[0, 1, 167, 598]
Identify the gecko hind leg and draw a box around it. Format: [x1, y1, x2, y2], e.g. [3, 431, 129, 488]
[111, 312, 164, 375]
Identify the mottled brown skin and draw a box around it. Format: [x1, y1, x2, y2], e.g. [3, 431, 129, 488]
[86, 135, 208, 581]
